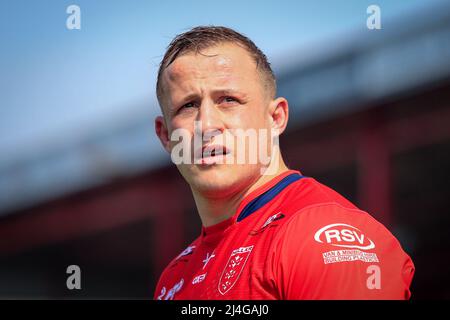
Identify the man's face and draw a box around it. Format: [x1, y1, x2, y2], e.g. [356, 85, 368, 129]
[156, 43, 275, 197]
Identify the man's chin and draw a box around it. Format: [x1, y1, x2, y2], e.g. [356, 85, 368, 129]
[190, 166, 233, 192]
[182, 164, 262, 198]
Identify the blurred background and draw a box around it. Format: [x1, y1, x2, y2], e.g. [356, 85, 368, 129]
[1, 0, 449, 299]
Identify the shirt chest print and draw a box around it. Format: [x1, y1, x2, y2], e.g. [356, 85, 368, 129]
[218, 245, 254, 295]
[191, 251, 215, 286]
[202, 252, 216, 269]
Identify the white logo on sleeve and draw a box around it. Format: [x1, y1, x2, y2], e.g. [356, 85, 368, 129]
[176, 245, 196, 260]
[314, 223, 375, 250]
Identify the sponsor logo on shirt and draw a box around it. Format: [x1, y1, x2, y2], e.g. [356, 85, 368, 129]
[218, 245, 254, 295]
[157, 278, 184, 300]
[176, 245, 196, 260]
[322, 249, 379, 265]
[202, 252, 215, 269]
[261, 212, 285, 229]
[192, 273, 207, 285]
[170, 245, 196, 268]
[314, 223, 375, 250]
[249, 212, 285, 235]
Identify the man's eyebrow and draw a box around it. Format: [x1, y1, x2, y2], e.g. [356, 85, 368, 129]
[174, 89, 248, 106]
[176, 92, 200, 105]
[211, 89, 248, 97]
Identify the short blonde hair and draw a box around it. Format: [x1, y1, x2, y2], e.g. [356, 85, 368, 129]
[156, 25, 277, 108]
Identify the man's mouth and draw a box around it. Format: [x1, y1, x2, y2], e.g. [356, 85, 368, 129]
[196, 145, 231, 165]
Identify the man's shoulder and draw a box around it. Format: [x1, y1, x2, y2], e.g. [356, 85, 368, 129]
[275, 175, 360, 220]
[270, 176, 397, 244]
[271, 194, 405, 260]
[268, 200, 414, 300]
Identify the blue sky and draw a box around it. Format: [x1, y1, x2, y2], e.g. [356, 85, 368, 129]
[0, 0, 440, 160]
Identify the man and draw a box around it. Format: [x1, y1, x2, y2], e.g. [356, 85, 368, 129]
[153, 26, 414, 300]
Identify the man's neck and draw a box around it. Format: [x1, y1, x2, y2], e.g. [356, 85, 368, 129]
[192, 155, 289, 227]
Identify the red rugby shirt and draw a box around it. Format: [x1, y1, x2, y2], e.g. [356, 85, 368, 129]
[154, 170, 415, 300]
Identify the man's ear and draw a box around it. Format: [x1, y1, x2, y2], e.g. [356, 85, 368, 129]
[155, 116, 171, 153]
[269, 97, 289, 136]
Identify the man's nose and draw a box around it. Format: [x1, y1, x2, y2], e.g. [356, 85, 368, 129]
[197, 100, 224, 138]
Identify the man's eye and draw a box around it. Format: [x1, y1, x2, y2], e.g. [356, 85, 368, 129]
[180, 102, 195, 110]
[222, 96, 238, 104]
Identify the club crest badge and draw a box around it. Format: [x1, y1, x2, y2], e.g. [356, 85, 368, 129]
[218, 245, 254, 295]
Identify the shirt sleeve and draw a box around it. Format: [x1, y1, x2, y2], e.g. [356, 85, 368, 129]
[270, 203, 415, 299]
